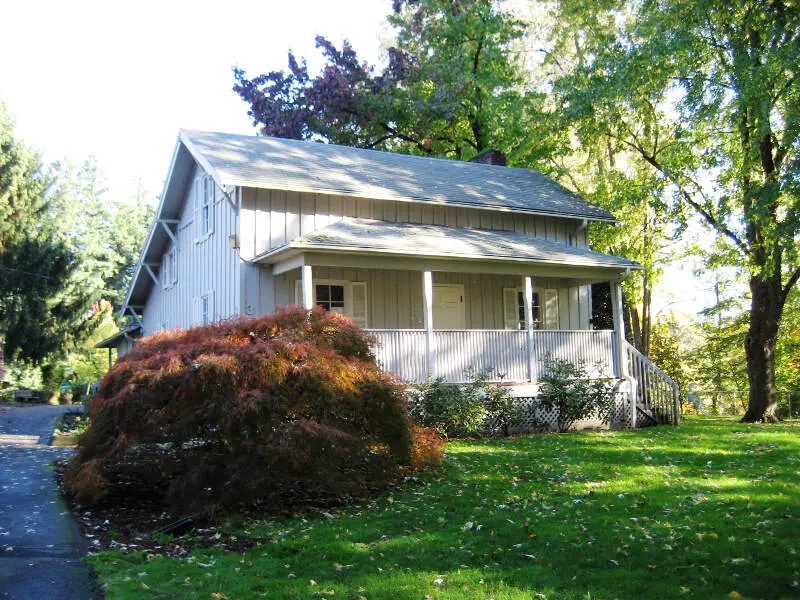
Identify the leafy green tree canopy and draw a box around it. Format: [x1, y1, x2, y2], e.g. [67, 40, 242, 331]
[233, 0, 533, 160]
[549, 0, 800, 421]
[0, 104, 82, 362]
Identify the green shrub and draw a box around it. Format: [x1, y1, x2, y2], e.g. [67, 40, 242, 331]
[409, 378, 486, 437]
[63, 306, 412, 517]
[537, 356, 614, 432]
[409, 370, 519, 437]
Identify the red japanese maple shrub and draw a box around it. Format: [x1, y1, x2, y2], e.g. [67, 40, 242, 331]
[63, 306, 412, 517]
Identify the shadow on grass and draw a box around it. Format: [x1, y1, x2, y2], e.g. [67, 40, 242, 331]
[91, 417, 800, 599]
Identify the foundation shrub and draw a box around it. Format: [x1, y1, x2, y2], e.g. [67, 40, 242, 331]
[63, 306, 412, 517]
[537, 356, 615, 432]
[409, 371, 519, 437]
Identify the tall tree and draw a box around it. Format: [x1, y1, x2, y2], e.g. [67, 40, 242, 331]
[0, 104, 83, 362]
[233, 0, 533, 160]
[548, 0, 800, 421]
[49, 162, 154, 311]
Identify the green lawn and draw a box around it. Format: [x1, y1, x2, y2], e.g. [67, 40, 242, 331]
[90, 417, 800, 599]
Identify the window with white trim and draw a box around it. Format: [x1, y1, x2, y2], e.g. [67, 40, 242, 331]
[194, 174, 215, 240]
[161, 247, 177, 289]
[294, 279, 368, 328]
[200, 290, 214, 325]
[315, 283, 346, 313]
[503, 288, 542, 330]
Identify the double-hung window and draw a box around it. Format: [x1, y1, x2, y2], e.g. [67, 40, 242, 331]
[195, 174, 214, 240]
[315, 283, 346, 314]
[197, 290, 214, 326]
[503, 288, 542, 330]
[294, 279, 368, 327]
[162, 247, 177, 289]
[517, 290, 542, 330]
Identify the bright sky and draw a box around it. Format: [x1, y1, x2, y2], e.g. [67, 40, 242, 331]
[1, 0, 719, 321]
[1, 0, 392, 201]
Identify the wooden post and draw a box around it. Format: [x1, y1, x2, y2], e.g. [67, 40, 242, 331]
[523, 276, 535, 382]
[301, 264, 314, 310]
[610, 280, 627, 378]
[423, 270, 435, 379]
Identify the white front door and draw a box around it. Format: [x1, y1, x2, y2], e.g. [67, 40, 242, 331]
[433, 284, 465, 329]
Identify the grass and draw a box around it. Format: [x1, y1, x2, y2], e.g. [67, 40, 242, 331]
[89, 416, 800, 599]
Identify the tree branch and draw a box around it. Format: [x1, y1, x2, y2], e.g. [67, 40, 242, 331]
[615, 136, 750, 255]
[783, 267, 800, 300]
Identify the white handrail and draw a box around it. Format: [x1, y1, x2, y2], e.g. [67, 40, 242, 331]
[622, 340, 680, 425]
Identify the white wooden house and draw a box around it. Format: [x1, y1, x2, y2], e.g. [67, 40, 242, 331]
[97, 130, 679, 427]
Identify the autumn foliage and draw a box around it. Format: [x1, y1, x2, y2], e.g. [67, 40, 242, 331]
[64, 307, 415, 516]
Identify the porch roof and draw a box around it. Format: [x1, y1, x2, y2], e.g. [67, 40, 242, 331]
[94, 325, 141, 349]
[256, 218, 641, 271]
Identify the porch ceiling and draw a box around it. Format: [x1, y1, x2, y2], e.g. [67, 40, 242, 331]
[255, 218, 641, 277]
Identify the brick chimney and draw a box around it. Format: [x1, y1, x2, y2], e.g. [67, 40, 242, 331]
[468, 149, 507, 166]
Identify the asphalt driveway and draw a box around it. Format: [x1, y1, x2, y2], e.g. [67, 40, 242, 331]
[0, 404, 100, 599]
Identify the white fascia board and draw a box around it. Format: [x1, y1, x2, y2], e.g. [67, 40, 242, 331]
[253, 241, 640, 277]
[178, 129, 226, 190]
[120, 135, 183, 317]
[288, 242, 640, 271]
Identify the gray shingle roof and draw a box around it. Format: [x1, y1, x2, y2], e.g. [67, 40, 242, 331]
[180, 130, 616, 222]
[268, 219, 639, 270]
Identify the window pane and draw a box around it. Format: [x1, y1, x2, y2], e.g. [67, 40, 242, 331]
[316, 285, 330, 301]
[331, 285, 344, 303]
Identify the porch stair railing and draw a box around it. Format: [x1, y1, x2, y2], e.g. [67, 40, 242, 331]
[622, 340, 680, 426]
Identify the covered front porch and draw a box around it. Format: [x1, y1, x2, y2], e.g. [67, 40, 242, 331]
[264, 230, 631, 386]
[255, 219, 680, 426]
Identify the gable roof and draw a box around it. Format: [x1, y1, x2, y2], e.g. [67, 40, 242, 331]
[180, 129, 616, 222]
[257, 218, 640, 271]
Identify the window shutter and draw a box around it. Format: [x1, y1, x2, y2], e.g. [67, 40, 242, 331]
[350, 282, 368, 328]
[294, 280, 302, 305]
[503, 288, 520, 330]
[544, 288, 559, 330]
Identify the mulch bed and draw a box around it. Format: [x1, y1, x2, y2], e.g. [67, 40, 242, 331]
[54, 459, 272, 557]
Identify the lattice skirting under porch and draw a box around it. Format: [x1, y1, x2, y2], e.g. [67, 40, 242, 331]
[487, 392, 633, 434]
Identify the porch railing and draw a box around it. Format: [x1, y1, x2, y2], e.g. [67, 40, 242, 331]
[623, 340, 680, 425]
[367, 329, 616, 384]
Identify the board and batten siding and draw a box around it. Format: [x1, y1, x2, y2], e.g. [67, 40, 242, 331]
[272, 267, 591, 330]
[142, 166, 241, 335]
[238, 188, 590, 260]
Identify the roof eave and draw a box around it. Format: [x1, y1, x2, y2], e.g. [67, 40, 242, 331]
[254, 240, 641, 272]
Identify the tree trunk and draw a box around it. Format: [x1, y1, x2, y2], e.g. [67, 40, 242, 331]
[741, 275, 783, 422]
[641, 271, 652, 357]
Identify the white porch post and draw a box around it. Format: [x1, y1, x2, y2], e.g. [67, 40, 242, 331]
[301, 264, 314, 310]
[610, 280, 627, 378]
[523, 276, 535, 382]
[422, 270, 436, 378]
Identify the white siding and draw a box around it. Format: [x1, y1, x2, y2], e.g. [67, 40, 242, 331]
[272, 267, 591, 330]
[142, 165, 240, 335]
[239, 188, 590, 259]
